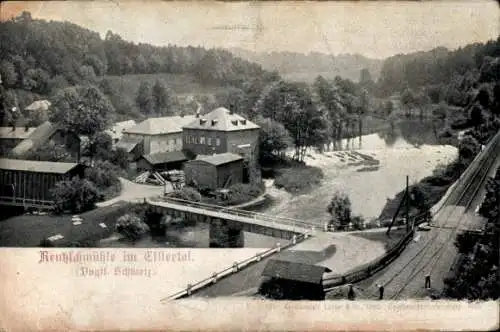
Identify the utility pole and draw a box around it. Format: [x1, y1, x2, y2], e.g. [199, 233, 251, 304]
[406, 175, 410, 233]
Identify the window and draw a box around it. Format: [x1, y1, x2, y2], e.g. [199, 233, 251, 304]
[216, 138, 221, 146]
[200, 136, 206, 144]
[207, 137, 212, 146]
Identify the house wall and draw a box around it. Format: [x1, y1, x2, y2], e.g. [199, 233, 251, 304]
[182, 128, 259, 160]
[182, 128, 227, 156]
[0, 169, 77, 202]
[216, 160, 243, 188]
[124, 132, 183, 155]
[225, 129, 260, 164]
[183, 160, 217, 190]
[136, 158, 153, 172]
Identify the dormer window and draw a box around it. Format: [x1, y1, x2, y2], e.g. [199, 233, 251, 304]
[200, 119, 207, 125]
[231, 120, 238, 126]
[240, 120, 247, 125]
[211, 119, 218, 126]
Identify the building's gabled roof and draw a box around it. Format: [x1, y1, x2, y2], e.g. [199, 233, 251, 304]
[116, 135, 143, 153]
[105, 120, 137, 141]
[0, 127, 37, 140]
[182, 107, 260, 131]
[24, 100, 51, 112]
[194, 152, 243, 166]
[10, 121, 60, 156]
[141, 151, 187, 165]
[125, 115, 196, 135]
[0, 158, 81, 174]
[262, 259, 332, 284]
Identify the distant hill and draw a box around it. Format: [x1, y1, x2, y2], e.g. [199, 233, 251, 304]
[229, 48, 384, 83]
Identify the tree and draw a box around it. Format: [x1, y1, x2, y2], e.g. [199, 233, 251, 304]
[359, 68, 374, 89]
[152, 79, 175, 116]
[458, 135, 480, 161]
[469, 104, 484, 128]
[109, 147, 129, 169]
[383, 100, 394, 116]
[254, 116, 293, 163]
[400, 87, 417, 117]
[115, 214, 150, 241]
[86, 131, 113, 161]
[0, 60, 18, 88]
[326, 191, 352, 230]
[136, 81, 153, 115]
[50, 85, 114, 136]
[23, 141, 73, 162]
[51, 177, 100, 213]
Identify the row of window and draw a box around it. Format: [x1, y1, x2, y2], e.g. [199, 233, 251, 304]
[185, 136, 221, 146]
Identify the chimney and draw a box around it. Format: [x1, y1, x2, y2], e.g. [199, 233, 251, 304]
[25, 124, 29, 132]
[229, 106, 234, 115]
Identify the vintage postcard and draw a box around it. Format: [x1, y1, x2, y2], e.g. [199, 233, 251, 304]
[0, 0, 499, 331]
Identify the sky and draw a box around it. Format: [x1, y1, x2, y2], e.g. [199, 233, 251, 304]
[1, 1, 499, 59]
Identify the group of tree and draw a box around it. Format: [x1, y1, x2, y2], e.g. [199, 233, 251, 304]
[0, 11, 278, 125]
[326, 191, 364, 231]
[135, 80, 176, 116]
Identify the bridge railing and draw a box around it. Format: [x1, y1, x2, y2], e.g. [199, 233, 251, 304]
[148, 196, 321, 232]
[160, 232, 311, 302]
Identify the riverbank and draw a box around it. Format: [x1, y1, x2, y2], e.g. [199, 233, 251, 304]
[259, 133, 457, 227]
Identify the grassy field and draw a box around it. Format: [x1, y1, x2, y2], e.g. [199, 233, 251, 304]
[0, 202, 137, 247]
[104, 73, 229, 103]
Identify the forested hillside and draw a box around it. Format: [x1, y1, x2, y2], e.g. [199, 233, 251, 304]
[0, 12, 279, 124]
[230, 47, 383, 83]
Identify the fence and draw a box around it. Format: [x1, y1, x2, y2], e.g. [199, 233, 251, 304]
[323, 228, 416, 290]
[0, 196, 54, 209]
[160, 231, 311, 302]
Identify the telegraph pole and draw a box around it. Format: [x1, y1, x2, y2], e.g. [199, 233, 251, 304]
[406, 175, 410, 233]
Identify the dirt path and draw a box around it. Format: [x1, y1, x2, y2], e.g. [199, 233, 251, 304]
[96, 177, 167, 207]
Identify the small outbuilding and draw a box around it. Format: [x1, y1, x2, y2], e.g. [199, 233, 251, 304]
[183, 152, 243, 191]
[0, 158, 86, 208]
[258, 259, 332, 300]
[137, 151, 188, 172]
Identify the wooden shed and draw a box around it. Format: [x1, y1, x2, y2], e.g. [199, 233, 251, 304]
[0, 158, 85, 208]
[258, 259, 332, 300]
[183, 152, 243, 191]
[137, 151, 188, 172]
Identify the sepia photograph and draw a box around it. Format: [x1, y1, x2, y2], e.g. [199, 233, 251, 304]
[0, 0, 499, 330]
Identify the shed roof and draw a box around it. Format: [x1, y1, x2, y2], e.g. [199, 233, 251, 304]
[183, 107, 259, 131]
[116, 135, 143, 153]
[10, 121, 60, 156]
[194, 152, 243, 166]
[125, 115, 196, 135]
[262, 259, 332, 284]
[0, 127, 37, 140]
[142, 151, 187, 165]
[0, 158, 81, 174]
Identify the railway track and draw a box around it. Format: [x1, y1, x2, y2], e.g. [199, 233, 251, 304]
[340, 131, 500, 300]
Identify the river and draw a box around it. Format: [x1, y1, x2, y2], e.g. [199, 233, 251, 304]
[104, 120, 457, 248]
